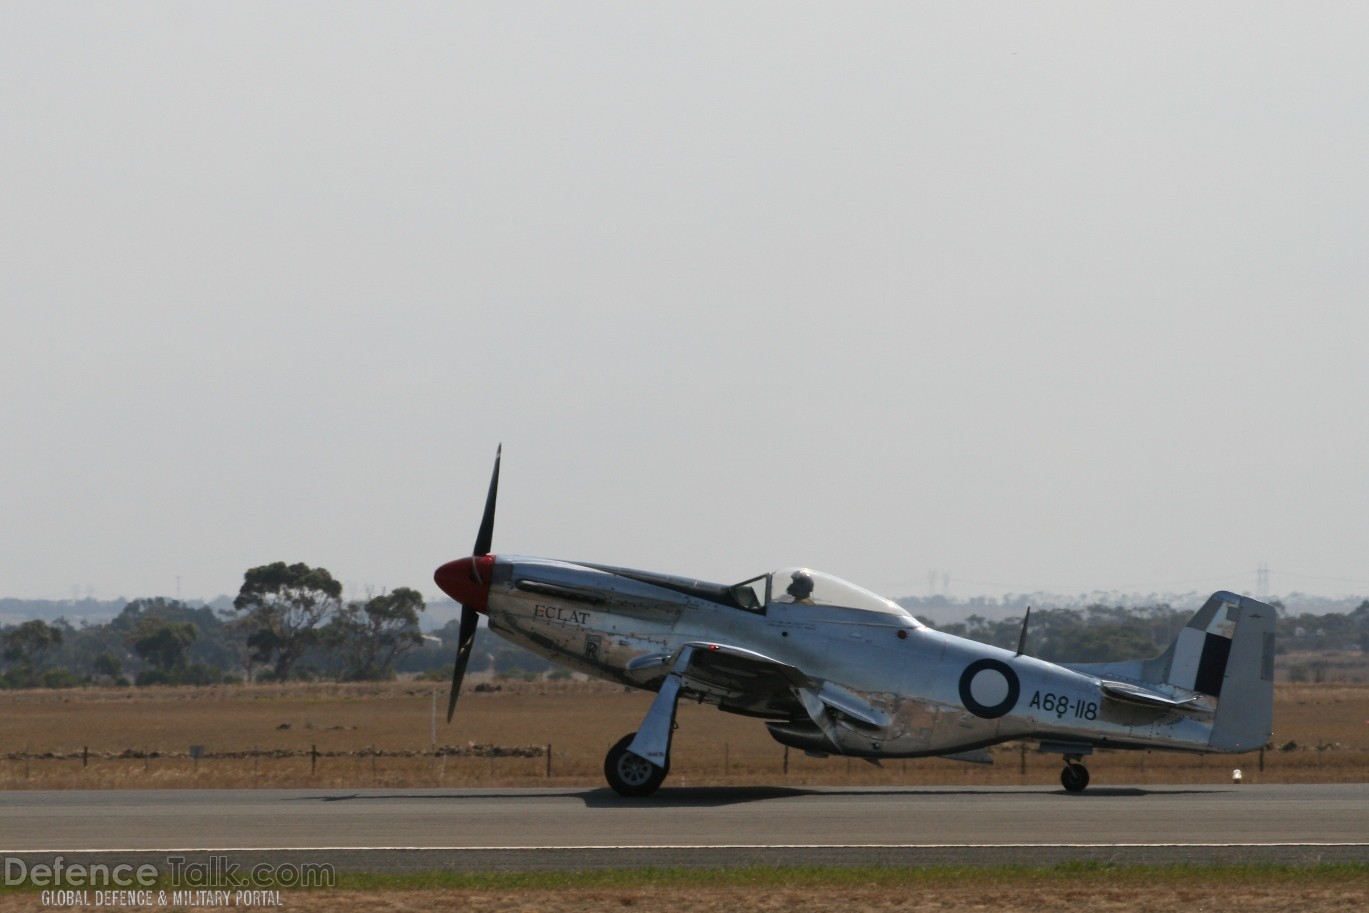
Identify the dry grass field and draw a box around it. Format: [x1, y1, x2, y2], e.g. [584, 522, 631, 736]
[181, 877, 1369, 913]
[2, 679, 1367, 790]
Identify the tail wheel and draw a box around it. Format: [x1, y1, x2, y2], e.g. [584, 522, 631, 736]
[604, 733, 668, 797]
[1061, 762, 1090, 793]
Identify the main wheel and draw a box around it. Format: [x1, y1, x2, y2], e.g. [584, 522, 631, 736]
[1061, 762, 1090, 793]
[604, 733, 668, 797]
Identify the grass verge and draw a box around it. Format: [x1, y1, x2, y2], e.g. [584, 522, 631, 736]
[336, 860, 1369, 890]
[5, 864, 1368, 912]
[4, 862, 1368, 893]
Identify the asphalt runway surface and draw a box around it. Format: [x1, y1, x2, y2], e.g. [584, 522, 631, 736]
[2, 785, 1365, 872]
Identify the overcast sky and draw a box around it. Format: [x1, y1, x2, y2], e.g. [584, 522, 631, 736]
[3, 3, 1367, 605]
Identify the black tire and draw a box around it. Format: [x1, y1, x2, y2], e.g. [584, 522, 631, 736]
[604, 733, 668, 797]
[1061, 763, 1090, 793]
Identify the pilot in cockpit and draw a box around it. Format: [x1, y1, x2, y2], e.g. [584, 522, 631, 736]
[783, 569, 815, 604]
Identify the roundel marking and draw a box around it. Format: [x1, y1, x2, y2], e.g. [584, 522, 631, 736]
[958, 658, 1020, 719]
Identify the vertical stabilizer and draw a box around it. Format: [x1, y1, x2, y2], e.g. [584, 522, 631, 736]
[1067, 591, 1276, 753]
[1146, 591, 1276, 751]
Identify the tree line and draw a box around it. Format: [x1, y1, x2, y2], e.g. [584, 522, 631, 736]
[0, 561, 556, 689]
[2, 563, 1366, 689]
[918, 598, 1369, 662]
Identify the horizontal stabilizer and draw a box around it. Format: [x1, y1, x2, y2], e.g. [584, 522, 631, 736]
[1100, 680, 1206, 712]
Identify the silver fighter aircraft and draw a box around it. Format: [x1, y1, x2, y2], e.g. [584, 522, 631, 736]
[435, 448, 1275, 796]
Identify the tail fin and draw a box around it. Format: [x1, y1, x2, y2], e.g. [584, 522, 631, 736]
[1144, 591, 1276, 751]
[1067, 591, 1276, 753]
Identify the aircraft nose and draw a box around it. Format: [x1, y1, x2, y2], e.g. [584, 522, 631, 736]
[433, 555, 494, 613]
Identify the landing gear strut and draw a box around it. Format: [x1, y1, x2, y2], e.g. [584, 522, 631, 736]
[1060, 757, 1090, 793]
[604, 733, 669, 797]
[603, 645, 694, 797]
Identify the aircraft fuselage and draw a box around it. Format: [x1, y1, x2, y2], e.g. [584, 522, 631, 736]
[481, 556, 1218, 759]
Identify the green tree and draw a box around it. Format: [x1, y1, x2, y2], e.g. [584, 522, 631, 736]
[228, 562, 342, 681]
[93, 651, 123, 681]
[111, 598, 246, 674]
[2, 619, 64, 666]
[128, 619, 197, 675]
[326, 587, 426, 681]
[1, 619, 65, 688]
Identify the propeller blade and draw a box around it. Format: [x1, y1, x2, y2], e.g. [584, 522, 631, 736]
[445, 444, 501, 724]
[473, 444, 501, 557]
[446, 604, 480, 723]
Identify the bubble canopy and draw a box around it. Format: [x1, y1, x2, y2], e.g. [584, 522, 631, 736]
[728, 567, 918, 620]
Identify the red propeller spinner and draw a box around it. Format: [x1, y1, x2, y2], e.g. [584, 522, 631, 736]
[433, 554, 494, 613]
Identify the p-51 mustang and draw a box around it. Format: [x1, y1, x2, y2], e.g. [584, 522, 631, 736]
[435, 448, 1275, 796]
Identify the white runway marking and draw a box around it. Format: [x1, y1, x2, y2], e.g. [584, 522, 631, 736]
[7, 843, 1367, 853]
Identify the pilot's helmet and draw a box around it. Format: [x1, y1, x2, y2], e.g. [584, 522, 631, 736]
[787, 569, 815, 599]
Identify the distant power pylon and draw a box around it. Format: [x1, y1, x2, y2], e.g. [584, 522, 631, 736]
[1257, 562, 1269, 600]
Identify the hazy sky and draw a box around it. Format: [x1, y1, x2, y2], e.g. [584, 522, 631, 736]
[4, 4, 1367, 605]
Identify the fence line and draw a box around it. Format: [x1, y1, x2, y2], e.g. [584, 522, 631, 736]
[0, 743, 548, 762]
[3, 741, 1367, 787]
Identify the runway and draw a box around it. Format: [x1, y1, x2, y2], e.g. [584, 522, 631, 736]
[2, 785, 1366, 872]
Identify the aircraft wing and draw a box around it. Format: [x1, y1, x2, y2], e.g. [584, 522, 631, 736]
[656, 642, 814, 719]
[631, 642, 892, 734]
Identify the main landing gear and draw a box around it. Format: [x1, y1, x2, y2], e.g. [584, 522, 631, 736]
[603, 645, 695, 797]
[605, 733, 669, 797]
[1061, 757, 1090, 793]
